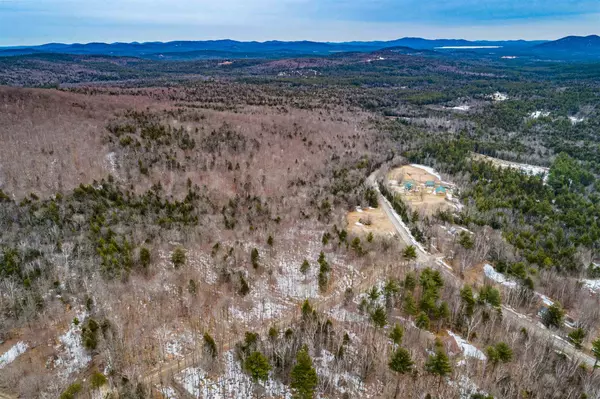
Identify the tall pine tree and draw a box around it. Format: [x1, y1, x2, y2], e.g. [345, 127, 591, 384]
[290, 346, 318, 399]
[389, 347, 414, 398]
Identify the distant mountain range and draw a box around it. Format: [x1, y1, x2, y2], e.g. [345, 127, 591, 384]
[533, 35, 600, 55]
[1, 35, 599, 60]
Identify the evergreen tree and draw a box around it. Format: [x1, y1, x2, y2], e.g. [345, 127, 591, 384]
[267, 235, 274, 246]
[592, 337, 600, 369]
[239, 274, 250, 296]
[460, 285, 476, 317]
[322, 232, 330, 246]
[403, 245, 417, 262]
[404, 272, 416, 292]
[187, 279, 197, 295]
[171, 247, 186, 268]
[290, 346, 318, 399]
[568, 328, 586, 350]
[203, 333, 217, 359]
[416, 312, 430, 331]
[251, 248, 260, 269]
[139, 247, 151, 269]
[301, 299, 314, 320]
[300, 259, 310, 275]
[389, 347, 414, 398]
[425, 339, 452, 387]
[244, 351, 271, 382]
[371, 305, 388, 329]
[542, 302, 565, 329]
[368, 286, 381, 302]
[486, 342, 513, 367]
[389, 324, 404, 345]
[436, 301, 450, 326]
[403, 293, 418, 317]
[458, 231, 474, 249]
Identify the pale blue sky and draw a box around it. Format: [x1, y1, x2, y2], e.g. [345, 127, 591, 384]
[0, 0, 598, 46]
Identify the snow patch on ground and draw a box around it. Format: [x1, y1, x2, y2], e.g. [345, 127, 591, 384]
[536, 293, 554, 307]
[447, 331, 487, 360]
[314, 349, 370, 397]
[450, 374, 489, 399]
[55, 311, 92, 376]
[482, 157, 549, 181]
[354, 280, 387, 309]
[530, 111, 550, 119]
[105, 152, 118, 178]
[176, 350, 291, 398]
[489, 92, 508, 101]
[328, 304, 366, 323]
[583, 279, 600, 293]
[569, 116, 585, 124]
[409, 164, 442, 180]
[229, 297, 290, 324]
[452, 105, 470, 111]
[0, 341, 28, 369]
[483, 264, 517, 288]
[158, 249, 218, 285]
[157, 328, 194, 359]
[157, 386, 177, 399]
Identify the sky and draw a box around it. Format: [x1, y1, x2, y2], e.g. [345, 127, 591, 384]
[0, 0, 599, 46]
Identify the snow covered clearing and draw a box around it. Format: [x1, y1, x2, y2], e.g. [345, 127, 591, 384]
[55, 312, 92, 376]
[483, 264, 517, 288]
[409, 164, 442, 180]
[452, 105, 470, 111]
[447, 331, 487, 360]
[0, 341, 28, 369]
[176, 350, 291, 398]
[530, 111, 550, 119]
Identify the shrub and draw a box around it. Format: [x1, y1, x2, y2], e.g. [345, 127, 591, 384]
[90, 372, 108, 389]
[171, 247, 186, 268]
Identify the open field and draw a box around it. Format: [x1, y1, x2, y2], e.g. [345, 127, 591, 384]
[471, 153, 550, 180]
[346, 206, 396, 236]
